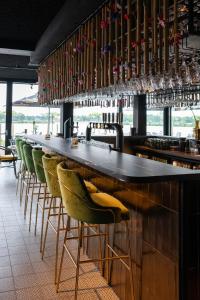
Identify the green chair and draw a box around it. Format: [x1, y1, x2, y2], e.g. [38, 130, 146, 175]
[15, 138, 23, 195]
[32, 149, 50, 250]
[18, 140, 28, 206]
[19, 140, 27, 170]
[15, 138, 22, 160]
[41, 154, 98, 284]
[23, 143, 36, 219]
[56, 161, 134, 299]
[41, 154, 66, 284]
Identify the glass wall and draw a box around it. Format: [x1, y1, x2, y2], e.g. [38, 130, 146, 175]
[12, 83, 60, 136]
[147, 110, 164, 136]
[73, 106, 133, 137]
[0, 82, 7, 146]
[172, 108, 199, 138]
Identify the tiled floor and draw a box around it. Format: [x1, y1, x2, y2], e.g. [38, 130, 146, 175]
[0, 167, 119, 299]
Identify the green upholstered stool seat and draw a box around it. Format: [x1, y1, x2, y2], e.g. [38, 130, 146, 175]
[32, 149, 46, 183]
[57, 162, 128, 224]
[56, 161, 134, 299]
[23, 144, 35, 174]
[19, 140, 28, 169]
[90, 192, 129, 220]
[15, 138, 22, 160]
[42, 154, 64, 198]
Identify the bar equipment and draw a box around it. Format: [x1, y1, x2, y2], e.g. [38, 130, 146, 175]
[85, 122, 124, 152]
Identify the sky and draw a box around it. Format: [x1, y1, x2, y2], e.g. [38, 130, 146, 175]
[0, 83, 59, 116]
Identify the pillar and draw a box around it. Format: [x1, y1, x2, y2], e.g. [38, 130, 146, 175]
[133, 94, 147, 136]
[60, 102, 73, 138]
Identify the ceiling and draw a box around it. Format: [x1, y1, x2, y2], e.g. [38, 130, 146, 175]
[0, 0, 105, 82]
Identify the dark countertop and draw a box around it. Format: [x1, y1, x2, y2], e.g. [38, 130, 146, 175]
[26, 135, 200, 183]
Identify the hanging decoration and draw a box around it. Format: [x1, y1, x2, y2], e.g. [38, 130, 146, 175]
[38, 0, 199, 105]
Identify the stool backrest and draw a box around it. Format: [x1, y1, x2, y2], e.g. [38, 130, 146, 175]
[15, 138, 22, 159]
[42, 154, 63, 197]
[19, 140, 27, 168]
[32, 149, 46, 183]
[57, 161, 116, 224]
[23, 144, 35, 174]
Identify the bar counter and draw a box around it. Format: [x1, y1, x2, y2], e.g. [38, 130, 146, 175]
[26, 135, 200, 182]
[27, 135, 200, 300]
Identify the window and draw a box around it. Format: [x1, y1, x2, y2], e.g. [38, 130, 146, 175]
[73, 105, 133, 137]
[172, 108, 199, 138]
[123, 107, 133, 136]
[73, 106, 117, 136]
[12, 83, 60, 136]
[0, 82, 7, 145]
[147, 110, 163, 136]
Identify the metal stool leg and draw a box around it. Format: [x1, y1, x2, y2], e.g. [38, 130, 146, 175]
[41, 196, 54, 258]
[126, 220, 135, 300]
[16, 160, 22, 195]
[34, 183, 42, 236]
[28, 176, 37, 231]
[24, 172, 31, 218]
[55, 199, 62, 284]
[40, 185, 47, 252]
[75, 221, 83, 300]
[56, 216, 71, 293]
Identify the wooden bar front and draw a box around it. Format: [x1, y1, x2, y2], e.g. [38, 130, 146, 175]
[27, 135, 200, 300]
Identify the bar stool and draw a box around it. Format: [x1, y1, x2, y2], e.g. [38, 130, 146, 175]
[15, 138, 22, 195]
[41, 154, 67, 284]
[23, 143, 36, 218]
[42, 154, 98, 284]
[32, 151, 52, 250]
[31, 148, 49, 233]
[19, 140, 28, 206]
[56, 162, 134, 300]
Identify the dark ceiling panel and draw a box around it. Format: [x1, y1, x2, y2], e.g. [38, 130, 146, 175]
[0, 68, 37, 82]
[0, 54, 32, 68]
[0, 0, 66, 50]
[0, 54, 37, 81]
[0, 0, 106, 80]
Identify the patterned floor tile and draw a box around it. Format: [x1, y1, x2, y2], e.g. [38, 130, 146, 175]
[0, 291, 17, 300]
[12, 263, 35, 277]
[14, 274, 39, 290]
[0, 277, 15, 293]
[0, 266, 12, 279]
[16, 286, 45, 300]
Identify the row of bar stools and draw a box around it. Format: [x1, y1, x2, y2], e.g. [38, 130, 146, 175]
[57, 161, 135, 300]
[14, 144, 134, 299]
